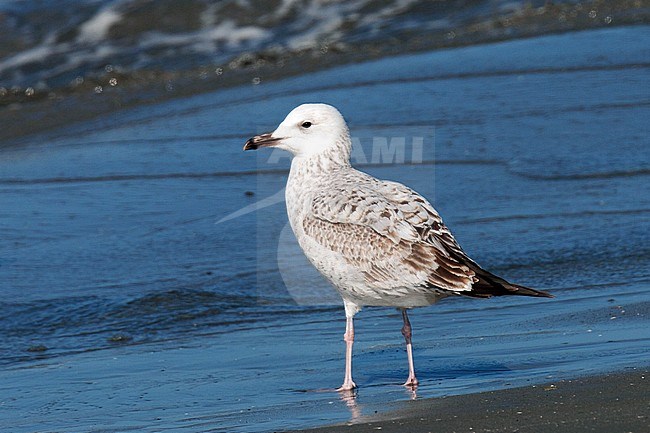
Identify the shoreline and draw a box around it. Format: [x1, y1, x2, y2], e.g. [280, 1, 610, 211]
[2, 0, 648, 144]
[291, 368, 650, 433]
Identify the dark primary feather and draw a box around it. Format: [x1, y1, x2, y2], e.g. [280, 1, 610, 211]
[427, 211, 553, 299]
[440, 250, 553, 298]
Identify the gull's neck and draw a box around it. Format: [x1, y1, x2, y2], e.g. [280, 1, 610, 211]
[290, 135, 352, 175]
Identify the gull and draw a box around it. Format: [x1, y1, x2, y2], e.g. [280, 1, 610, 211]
[244, 103, 552, 391]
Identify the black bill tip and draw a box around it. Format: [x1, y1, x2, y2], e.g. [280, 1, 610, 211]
[243, 133, 281, 151]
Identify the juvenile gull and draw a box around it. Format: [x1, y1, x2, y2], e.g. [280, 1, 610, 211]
[244, 103, 552, 391]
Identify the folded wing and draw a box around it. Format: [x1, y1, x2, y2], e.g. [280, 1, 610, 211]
[302, 179, 552, 298]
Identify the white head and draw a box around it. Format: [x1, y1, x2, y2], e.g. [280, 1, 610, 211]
[244, 104, 351, 162]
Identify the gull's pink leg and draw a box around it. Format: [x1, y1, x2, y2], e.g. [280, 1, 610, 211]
[337, 316, 357, 391]
[400, 309, 419, 388]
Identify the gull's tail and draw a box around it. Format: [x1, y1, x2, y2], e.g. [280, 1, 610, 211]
[463, 262, 553, 299]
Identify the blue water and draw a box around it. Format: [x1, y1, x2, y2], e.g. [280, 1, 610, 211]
[0, 27, 649, 432]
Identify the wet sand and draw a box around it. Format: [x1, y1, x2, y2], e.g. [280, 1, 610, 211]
[294, 369, 649, 433]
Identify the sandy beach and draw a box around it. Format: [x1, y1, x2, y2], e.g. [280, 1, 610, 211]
[293, 369, 649, 433]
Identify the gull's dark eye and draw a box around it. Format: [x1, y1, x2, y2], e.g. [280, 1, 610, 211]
[301, 121, 312, 129]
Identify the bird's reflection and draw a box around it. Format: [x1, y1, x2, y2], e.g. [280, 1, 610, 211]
[338, 388, 361, 421]
[405, 384, 418, 400]
[337, 382, 418, 422]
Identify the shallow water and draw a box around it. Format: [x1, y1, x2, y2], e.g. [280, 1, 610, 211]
[0, 0, 575, 89]
[0, 27, 649, 432]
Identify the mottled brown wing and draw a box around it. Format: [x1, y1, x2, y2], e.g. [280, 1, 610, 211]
[305, 184, 476, 292]
[377, 180, 469, 258]
[377, 180, 553, 298]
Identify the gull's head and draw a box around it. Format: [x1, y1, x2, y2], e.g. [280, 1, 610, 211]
[244, 103, 350, 160]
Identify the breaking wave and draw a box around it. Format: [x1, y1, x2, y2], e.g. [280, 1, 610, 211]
[0, 0, 577, 89]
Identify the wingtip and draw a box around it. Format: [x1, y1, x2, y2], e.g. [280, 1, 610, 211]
[497, 280, 554, 298]
[515, 285, 554, 298]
